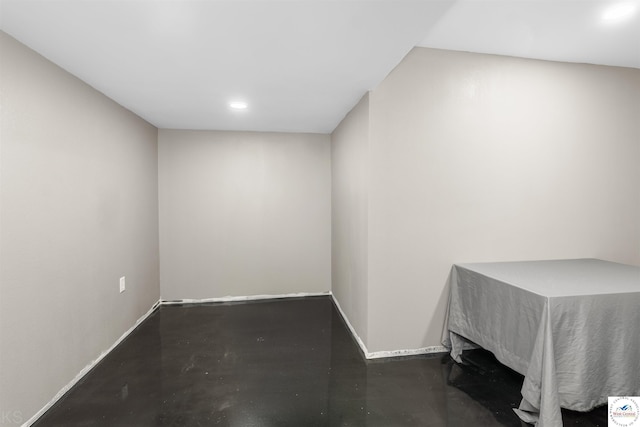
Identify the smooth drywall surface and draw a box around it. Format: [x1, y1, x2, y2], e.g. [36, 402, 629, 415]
[330, 93, 370, 347]
[0, 32, 160, 424]
[367, 47, 640, 353]
[159, 130, 331, 300]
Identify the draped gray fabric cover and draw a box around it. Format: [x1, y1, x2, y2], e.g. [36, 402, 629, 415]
[443, 259, 640, 427]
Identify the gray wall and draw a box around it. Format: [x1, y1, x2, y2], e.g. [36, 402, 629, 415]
[0, 32, 160, 424]
[158, 130, 331, 300]
[331, 47, 640, 355]
[330, 93, 370, 347]
[3, 26, 639, 423]
[366, 47, 640, 353]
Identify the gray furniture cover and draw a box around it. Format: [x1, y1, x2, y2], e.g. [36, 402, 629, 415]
[443, 259, 640, 427]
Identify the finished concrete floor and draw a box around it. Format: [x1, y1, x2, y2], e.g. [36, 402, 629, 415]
[33, 296, 607, 426]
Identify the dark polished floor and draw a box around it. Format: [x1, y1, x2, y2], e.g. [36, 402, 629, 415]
[34, 296, 607, 426]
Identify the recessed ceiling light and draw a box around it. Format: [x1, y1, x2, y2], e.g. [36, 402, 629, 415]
[229, 101, 248, 110]
[601, 2, 637, 23]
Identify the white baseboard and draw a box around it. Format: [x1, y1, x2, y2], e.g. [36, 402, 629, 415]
[160, 291, 331, 305]
[329, 293, 369, 357]
[366, 346, 448, 359]
[24, 300, 161, 427]
[330, 293, 447, 360]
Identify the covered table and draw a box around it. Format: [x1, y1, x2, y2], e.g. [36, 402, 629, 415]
[443, 259, 640, 427]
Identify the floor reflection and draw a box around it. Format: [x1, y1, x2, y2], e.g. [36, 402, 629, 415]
[34, 297, 606, 426]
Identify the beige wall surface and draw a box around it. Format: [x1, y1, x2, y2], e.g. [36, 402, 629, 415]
[0, 32, 160, 424]
[158, 130, 331, 300]
[3, 25, 639, 422]
[366, 47, 640, 353]
[331, 93, 370, 347]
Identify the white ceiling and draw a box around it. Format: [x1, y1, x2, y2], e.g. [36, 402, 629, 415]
[418, 0, 640, 70]
[1, 1, 638, 134]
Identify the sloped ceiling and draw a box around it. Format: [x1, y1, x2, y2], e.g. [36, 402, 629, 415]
[1, 0, 638, 133]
